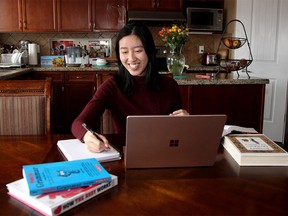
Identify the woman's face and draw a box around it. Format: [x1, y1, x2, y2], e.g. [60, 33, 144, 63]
[119, 34, 149, 76]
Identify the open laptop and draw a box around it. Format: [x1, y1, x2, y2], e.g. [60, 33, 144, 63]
[124, 114, 227, 169]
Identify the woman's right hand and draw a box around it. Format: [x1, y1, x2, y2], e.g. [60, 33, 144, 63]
[83, 131, 110, 153]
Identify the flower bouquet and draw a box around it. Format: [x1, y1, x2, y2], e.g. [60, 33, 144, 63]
[158, 25, 189, 76]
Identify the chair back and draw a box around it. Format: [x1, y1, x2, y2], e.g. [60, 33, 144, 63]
[0, 78, 51, 135]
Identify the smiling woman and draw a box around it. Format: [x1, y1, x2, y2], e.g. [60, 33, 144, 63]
[119, 34, 148, 77]
[71, 23, 189, 153]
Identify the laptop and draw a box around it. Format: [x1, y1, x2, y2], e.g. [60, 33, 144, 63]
[124, 114, 227, 169]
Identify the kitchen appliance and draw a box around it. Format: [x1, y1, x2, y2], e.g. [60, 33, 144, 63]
[155, 46, 168, 72]
[19, 40, 30, 65]
[186, 7, 223, 32]
[201, 53, 219, 66]
[127, 11, 186, 25]
[65, 46, 82, 66]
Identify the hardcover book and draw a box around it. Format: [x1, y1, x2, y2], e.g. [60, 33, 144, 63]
[7, 175, 118, 216]
[222, 134, 288, 166]
[57, 139, 121, 162]
[23, 158, 111, 196]
[222, 125, 258, 137]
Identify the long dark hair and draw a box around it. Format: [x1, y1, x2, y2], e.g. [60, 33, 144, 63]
[114, 23, 161, 96]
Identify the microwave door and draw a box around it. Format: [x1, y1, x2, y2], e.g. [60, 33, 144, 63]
[190, 12, 214, 30]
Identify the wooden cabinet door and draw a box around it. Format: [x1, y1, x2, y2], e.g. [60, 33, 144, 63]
[93, 0, 126, 31]
[33, 71, 66, 133]
[23, 0, 57, 32]
[184, 0, 224, 8]
[157, 0, 183, 11]
[127, 0, 182, 11]
[0, 0, 57, 32]
[189, 84, 265, 133]
[0, 0, 21, 32]
[127, 0, 154, 10]
[57, 0, 92, 32]
[64, 72, 96, 133]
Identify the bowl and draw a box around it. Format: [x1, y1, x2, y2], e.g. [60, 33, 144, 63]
[219, 59, 252, 71]
[95, 59, 107, 66]
[222, 37, 247, 49]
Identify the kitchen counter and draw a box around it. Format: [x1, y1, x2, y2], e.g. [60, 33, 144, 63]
[0, 66, 269, 86]
[31, 65, 119, 72]
[0, 68, 32, 80]
[175, 73, 269, 85]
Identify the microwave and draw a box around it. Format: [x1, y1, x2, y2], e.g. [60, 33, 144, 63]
[186, 7, 224, 32]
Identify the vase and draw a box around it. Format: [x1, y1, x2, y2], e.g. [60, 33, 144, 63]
[166, 46, 185, 77]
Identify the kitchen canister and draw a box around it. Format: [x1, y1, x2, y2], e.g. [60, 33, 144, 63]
[28, 43, 38, 65]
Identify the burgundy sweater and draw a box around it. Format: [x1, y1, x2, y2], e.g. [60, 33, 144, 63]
[71, 75, 182, 140]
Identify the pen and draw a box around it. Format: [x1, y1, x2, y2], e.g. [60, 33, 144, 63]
[82, 123, 104, 142]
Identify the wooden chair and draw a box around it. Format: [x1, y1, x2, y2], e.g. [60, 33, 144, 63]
[0, 78, 52, 135]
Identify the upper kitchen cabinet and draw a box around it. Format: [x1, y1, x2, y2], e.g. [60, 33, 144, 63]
[57, 0, 92, 32]
[0, 0, 57, 32]
[127, 0, 183, 11]
[184, 0, 224, 8]
[93, 0, 127, 31]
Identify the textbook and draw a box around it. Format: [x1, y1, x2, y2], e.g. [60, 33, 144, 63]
[57, 139, 121, 162]
[23, 158, 112, 196]
[222, 125, 258, 137]
[222, 134, 288, 166]
[7, 175, 118, 216]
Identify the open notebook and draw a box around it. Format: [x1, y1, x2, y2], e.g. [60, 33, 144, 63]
[57, 139, 121, 162]
[124, 115, 227, 169]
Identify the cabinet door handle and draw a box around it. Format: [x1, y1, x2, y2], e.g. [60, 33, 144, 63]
[156, 0, 159, 8]
[75, 76, 85, 79]
[152, 0, 156, 8]
[23, 21, 27, 29]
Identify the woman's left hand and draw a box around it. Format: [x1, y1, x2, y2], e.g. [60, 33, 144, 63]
[170, 109, 189, 116]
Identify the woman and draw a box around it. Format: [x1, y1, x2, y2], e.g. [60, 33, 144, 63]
[71, 23, 189, 152]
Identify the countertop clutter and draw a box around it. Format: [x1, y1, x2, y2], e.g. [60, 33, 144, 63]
[0, 66, 269, 85]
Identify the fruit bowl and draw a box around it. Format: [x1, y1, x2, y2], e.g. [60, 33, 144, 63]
[219, 59, 252, 71]
[222, 37, 247, 49]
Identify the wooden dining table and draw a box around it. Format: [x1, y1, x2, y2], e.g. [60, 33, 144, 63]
[0, 134, 288, 216]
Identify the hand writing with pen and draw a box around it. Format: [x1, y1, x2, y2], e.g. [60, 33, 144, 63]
[82, 123, 110, 153]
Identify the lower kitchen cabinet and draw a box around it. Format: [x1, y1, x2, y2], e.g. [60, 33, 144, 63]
[179, 84, 266, 133]
[33, 71, 97, 133]
[32, 71, 266, 134]
[65, 72, 97, 133]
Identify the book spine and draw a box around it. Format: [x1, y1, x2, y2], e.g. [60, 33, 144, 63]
[29, 177, 112, 196]
[51, 176, 118, 216]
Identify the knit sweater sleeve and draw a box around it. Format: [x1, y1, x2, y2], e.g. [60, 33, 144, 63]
[71, 77, 115, 140]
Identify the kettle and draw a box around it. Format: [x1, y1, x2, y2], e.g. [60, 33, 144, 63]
[201, 53, 219, 66]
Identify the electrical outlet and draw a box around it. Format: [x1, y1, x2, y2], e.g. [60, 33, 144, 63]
[199, 46, 204, 54]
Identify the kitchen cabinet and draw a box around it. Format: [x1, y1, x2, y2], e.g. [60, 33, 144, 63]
[57, 0, 92, 32]
[33, 71, 97, 133]
[33, 72, 66, 133]
[64, 72, 96, 132]
[94, 0, 127, 31]
[127, 0, 183, 11]
[57, 0, 126, 32]
[0, 0, 57, 32]
[184, 0, 224, 8]
[179, 84, 265, 133]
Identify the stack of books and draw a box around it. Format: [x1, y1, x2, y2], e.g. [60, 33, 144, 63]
[6, 158, 118, 216]
[222, 125, 288, 166]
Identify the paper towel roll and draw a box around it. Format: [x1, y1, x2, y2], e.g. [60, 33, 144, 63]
[28, 43, 38, 65]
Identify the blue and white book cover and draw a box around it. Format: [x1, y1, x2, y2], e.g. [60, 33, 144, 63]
[22, 158, 111, 196]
